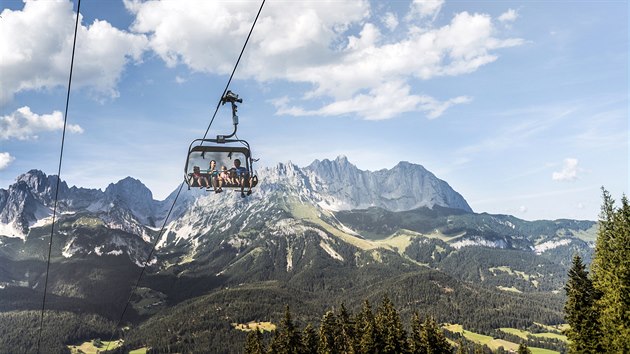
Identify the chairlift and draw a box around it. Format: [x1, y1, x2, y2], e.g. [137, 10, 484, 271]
[184, 91, 258, 195]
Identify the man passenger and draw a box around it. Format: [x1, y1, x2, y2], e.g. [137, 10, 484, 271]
[233, 159, 252, 197]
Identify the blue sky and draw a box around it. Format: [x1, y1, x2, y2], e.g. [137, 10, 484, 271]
[1, 0, 627, 221]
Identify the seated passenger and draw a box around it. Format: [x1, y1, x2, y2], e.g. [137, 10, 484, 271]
[219, 166, 233, 187]
[192, 166, 208, 188]
[208, 160, 220, 192]
[233, 159, 252, 197]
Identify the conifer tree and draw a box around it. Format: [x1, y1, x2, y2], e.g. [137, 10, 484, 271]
[277, 306, 302, 354]
[421, 316, 452, 354]
[408, 313, 424, 354]
[375, 295, 406, 353]
[244, 329, 265, 354]
[615, 195, 630, 350]
[455, 339, 467, 354]
[302, 323, 318, 354]
[564, 254, 599, 353]
[318, 310, 339, 354]
[336, 304, 355, 354]
[517, 342, 531, 354]
[267, 331, 282, 354]
[408, 314, 451, 354]
[590, 189, 630, 352]
[354, 300, 379, 354]
[472, 344, 485, 354]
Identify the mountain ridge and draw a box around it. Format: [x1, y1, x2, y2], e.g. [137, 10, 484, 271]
[0, 157, 474, 238]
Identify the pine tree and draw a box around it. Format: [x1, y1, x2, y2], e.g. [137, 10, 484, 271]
[455, 339, 467, 354]
[278, 306, 302, 354]
[268, 331, 282, 354]
[615, 195, 630, 350]
[375, 295, 407, 353]
[421, 317, 452, 354]
[302, 323, 318, 354]
[244, 330, 265, 354]
[517, 342, 531, 354]
[319, 310, 339, 354]
[354, 300, 378, 354]
[590, 189, 630, 352]
[336, 304, 355, 354]
[564, 254, 599, 353]
[408, 314, 452, 354]
[408, 313, 424, 354]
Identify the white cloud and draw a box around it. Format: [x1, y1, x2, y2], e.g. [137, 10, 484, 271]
[519, 205, 528, 213]
[0, 0, 148, 104]
[125, 0, 368, 74]
[498, 9, 518, 23]
[408, 0, 445, 21]
[552, 158, 580, 182]
[175, 75, 187, 84]
[0, 153, 15, 170]
[125, 1, 521, 120]
[1, 106, 84, 140]
[382, 12, 399, 31]
[273, 81, 471, 120]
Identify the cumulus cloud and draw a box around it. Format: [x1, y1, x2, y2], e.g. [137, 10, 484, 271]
[274, 81, 471, 120]
[382, 12, 399, 31]
[0, 153, 15, 170]
[124, 0, 521, 120]
[407, 0, 445, 21]
[552, 158, 580, 182]
[274, 87, 472, 120]
[498, 9, 518, 23]
[1, 106, 84, 140]
[0, 0, 148, 104]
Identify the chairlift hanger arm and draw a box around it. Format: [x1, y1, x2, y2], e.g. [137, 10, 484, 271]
[217, 90, 243, 140]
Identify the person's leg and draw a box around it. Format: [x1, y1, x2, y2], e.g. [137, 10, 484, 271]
[245, 174, 252, 195]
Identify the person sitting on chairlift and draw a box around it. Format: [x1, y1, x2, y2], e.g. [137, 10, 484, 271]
[219, 165, 232, 187]
[192, 166, 209, 189]
[232, 159, 252, 197]
[208, 160, 220, 193]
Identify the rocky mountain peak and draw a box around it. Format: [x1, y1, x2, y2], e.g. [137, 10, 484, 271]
[105, 176, 153, 201]
[15, 169, 65, 197]
[303, 157, 472, 213]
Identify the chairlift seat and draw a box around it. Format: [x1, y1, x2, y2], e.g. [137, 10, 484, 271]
[184, 139, 258, 191]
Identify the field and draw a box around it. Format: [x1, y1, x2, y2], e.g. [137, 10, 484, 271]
[68, 339, 147, 353]
[500, 326, 568, 342]
[444, 324, 563, 353]
[233, 321, 277, 332]
[68, 339, 122, 354]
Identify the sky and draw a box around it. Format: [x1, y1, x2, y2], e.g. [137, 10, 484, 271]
[0, 0, 627, 221]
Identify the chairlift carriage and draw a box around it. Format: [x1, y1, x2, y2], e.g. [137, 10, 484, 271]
[184, 91, 258, 195]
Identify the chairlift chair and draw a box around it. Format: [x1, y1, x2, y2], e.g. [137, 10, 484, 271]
[184, 91, 258, 194]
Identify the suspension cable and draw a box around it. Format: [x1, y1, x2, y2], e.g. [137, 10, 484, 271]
[105, 1, 265, 350]
[201, 0, 265, 141]
[105, 182, 185, 350]
[36, 0, 82, 352]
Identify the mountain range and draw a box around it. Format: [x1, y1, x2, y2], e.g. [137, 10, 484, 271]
[0, 157, 597, 352]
